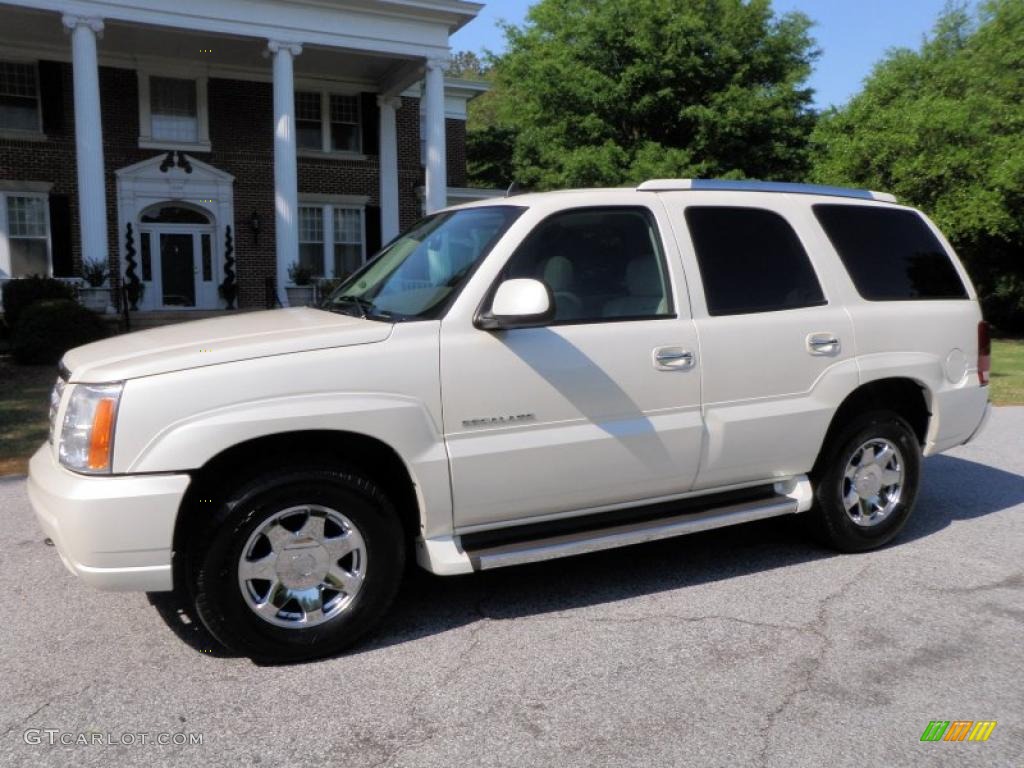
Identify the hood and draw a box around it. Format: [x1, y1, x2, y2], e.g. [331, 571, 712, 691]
[63, 308, 393, 382]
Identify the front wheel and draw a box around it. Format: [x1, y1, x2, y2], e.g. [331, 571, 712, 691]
[806, 411, 921, 552]
[192, 467, 405, 662]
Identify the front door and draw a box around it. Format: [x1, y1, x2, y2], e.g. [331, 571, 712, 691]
[441, 204, 705, 531]
[138, 225, 218, 309]
[160, 233, 196, 307]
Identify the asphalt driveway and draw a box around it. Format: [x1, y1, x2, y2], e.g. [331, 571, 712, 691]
[1, 409, 1022, 767]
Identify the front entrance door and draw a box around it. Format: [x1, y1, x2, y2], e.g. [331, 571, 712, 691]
[138, 225, 218, 309]
[160, 233, 196, 307]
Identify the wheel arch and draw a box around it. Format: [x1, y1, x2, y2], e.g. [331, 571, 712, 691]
[172, 430, 424, 593]
[813, 377, 932, 474]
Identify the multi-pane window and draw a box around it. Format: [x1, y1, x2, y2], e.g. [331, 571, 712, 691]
[330, 95, 360, 153]
[298, 206, 325, 275]
[0, 60, 40, 132]
[294, 91, 361, 153]
[5, 194, 50, 276]
[333, 208, 363, 278]
[295, 91, 323, 150]
[295, 203, 365, 279]
[150, 76, 198, 143]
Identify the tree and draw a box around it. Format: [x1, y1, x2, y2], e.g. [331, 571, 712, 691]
[812, 0, 1024, 332]
[484, 0, 819, 190]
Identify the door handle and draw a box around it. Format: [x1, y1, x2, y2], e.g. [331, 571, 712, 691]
[806, 333, 841, 356]
[654, 347, 695, 371]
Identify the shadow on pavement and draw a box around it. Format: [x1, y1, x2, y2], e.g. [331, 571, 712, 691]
[146, 453, 1023, 661]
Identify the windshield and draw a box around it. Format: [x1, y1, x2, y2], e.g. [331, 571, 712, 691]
[323, 206, 524, 321]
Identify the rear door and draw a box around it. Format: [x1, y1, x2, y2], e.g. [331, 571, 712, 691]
[662, 194, 859, 489]
[440, 200, 705, 530]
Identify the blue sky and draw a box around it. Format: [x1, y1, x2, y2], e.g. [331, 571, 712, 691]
[451, 0, 972, 110]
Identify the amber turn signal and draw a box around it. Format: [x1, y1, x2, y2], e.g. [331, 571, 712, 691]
[87, 397, 117, 470]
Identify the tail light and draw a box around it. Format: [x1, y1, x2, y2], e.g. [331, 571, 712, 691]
[978, 321, 991, 385]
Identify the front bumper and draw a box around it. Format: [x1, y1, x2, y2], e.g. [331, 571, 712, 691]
[27, 445, 190, 591]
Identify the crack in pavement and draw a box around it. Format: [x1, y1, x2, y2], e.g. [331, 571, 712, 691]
[756, 565, 869, 768]
[366, 602, 489, 768]
[1, 684, 93, 739]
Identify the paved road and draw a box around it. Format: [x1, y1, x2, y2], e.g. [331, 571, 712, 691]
[1, 410, 1022, 768]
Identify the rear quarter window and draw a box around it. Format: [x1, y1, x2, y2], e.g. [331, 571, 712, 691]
[813, 205, 968, 301]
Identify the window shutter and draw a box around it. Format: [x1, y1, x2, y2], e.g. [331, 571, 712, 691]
[38, 60, 65, 134]
[364, 205, 382, 256]
[48, 194, 73, 277]
[360, 92, 380, 156]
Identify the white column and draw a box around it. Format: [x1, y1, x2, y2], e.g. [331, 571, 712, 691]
[62, 15, 108, 268]
[423, 57, 448, 214]
[378, 95, 402, 243]
[267, 40, 302, 307]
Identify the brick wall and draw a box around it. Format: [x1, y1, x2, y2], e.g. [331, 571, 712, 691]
[0, 62, 465, 310]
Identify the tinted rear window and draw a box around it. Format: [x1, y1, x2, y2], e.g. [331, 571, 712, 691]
[684, 207, 826, 316]
[813, 205, 967, 300]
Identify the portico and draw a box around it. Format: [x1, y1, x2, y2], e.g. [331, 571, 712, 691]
[0, 0, 485, 308]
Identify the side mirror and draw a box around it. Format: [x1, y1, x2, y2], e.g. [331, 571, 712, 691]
[477, 278, 554, 330]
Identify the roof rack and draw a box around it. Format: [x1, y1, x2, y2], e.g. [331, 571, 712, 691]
[636, 178, 897, 203]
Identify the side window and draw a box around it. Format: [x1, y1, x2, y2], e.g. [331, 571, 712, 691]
[500, 207, 673, 323]
[813, 205, 968, 300]
[684, 207, 826, 316]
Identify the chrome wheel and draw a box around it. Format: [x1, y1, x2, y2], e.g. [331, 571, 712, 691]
[842, 438, 904, 527]
[237, 504, 367, 629]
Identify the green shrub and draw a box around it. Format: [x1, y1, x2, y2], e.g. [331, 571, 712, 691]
[12, 299, 107, 365]
[2, 276, 75, 330]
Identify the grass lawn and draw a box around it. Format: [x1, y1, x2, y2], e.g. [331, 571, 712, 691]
[0, 340, 1021, 478]
[0, 357, 55, 476]
[991, 338, 1024, 406]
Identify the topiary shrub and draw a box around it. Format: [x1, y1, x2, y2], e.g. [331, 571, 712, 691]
[12, 299, 107, 365]
[1, 276, 75, 330]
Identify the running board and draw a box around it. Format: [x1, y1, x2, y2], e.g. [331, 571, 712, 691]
[465, 494, 799, 571]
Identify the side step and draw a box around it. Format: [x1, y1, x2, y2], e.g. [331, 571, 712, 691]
[464, 493, 798, 571]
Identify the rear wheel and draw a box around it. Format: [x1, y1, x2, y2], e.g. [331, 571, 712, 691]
[806, 411, 921, 552]
[192, 466, 404, 662]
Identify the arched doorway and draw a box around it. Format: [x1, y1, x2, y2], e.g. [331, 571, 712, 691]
[138, 202, 217, 309]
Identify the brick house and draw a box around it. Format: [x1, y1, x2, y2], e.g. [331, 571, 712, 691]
[0, 0, 499, 311]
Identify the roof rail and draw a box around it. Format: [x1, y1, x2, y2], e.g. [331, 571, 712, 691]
[636, 178, 897, 203]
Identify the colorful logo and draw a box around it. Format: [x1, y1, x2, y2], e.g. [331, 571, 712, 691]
[920, 721, 997, 742]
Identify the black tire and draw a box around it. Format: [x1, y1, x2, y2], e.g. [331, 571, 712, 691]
[805, 410, 921, 552]
[192, 466, 405, 662]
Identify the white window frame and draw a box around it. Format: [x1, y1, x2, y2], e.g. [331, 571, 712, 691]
[0, 184, 52, 279]
[297, 196, 368, 279]
[0, 58, 44, 140]
[137, 69, 211, 152]
[295, 84, 364, 159]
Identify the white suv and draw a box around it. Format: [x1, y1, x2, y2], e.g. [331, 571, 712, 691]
[29, 179, 991, 661]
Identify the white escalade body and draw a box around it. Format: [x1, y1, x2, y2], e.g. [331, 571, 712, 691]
[29, 179, 991, 660]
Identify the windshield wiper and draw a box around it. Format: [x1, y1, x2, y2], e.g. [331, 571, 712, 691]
[332, 295, 373, 318]
[330, 295, 394, 322]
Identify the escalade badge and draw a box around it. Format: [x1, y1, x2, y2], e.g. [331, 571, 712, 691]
[461, 413, 536, 428]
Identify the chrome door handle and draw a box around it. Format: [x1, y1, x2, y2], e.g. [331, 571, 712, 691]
[654, 347, 695, 371]
[807, 333, 840, 355]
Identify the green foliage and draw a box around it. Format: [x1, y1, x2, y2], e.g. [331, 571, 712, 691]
[12, 299, 107, 365]
[1, 276, 75, 330]
[812, 0, 1024, 332]
[81, 258, 109, 288]
[287, 261, 314, 286]
[480, 0, 819, 190]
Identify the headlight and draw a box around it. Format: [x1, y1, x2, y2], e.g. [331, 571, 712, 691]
[59, 382, 123, 474]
